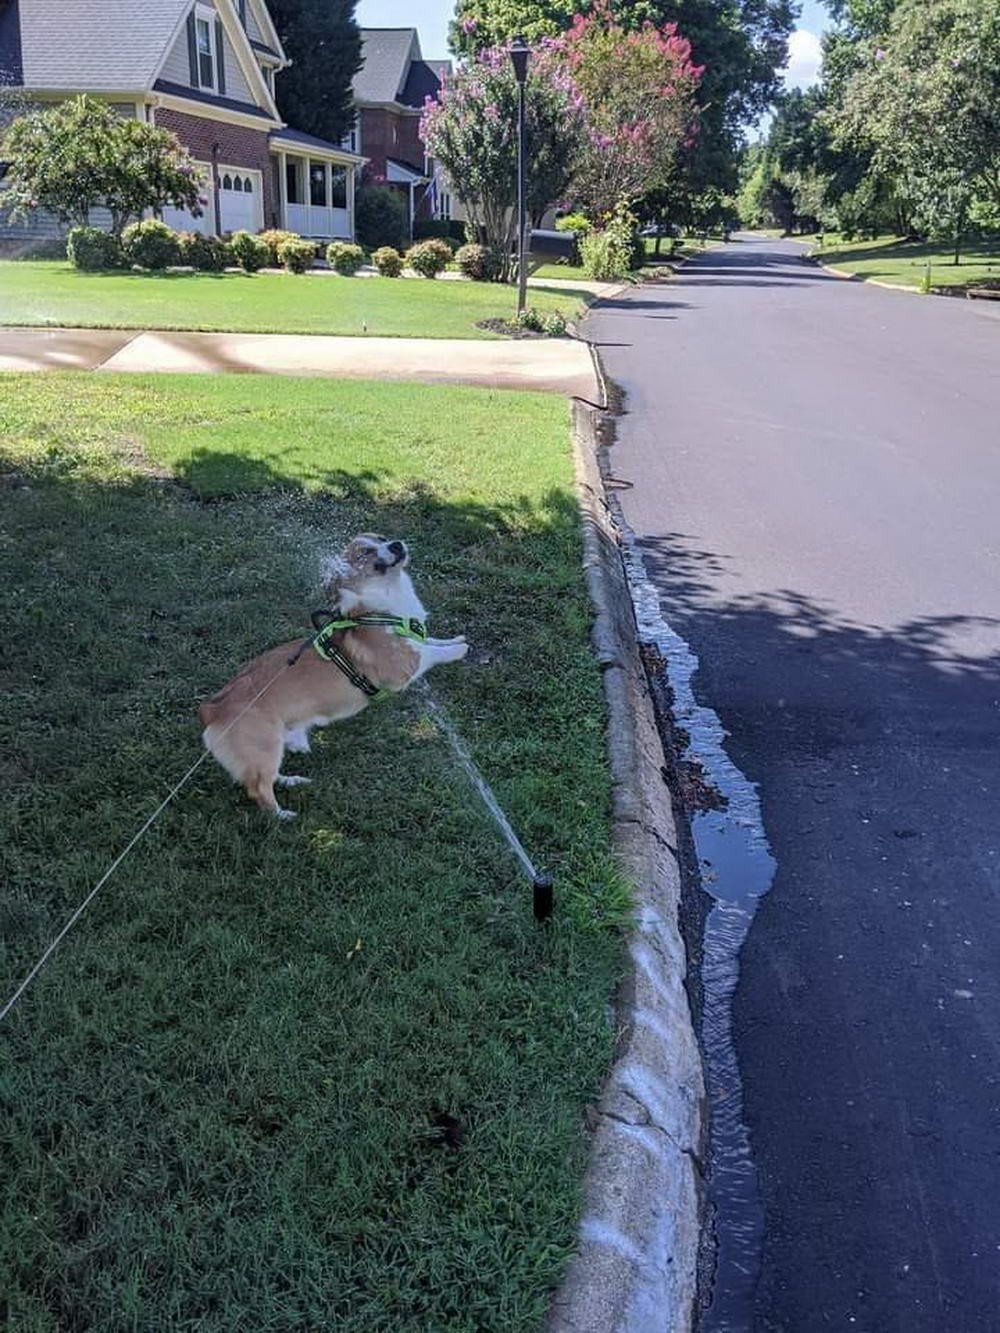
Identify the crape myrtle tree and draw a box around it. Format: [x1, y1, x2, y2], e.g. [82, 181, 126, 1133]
[420, 47, 585, 279]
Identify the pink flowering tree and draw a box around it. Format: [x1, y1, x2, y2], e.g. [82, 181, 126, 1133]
[420, 49, 586, 278]
[548, 1, 703, 214]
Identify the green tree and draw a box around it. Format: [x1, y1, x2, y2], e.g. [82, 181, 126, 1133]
[268, 0, 362, 145]
[830, 0, 1000, 260]
[2, 96, 202, 237]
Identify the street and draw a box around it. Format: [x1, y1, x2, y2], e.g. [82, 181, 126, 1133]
[587, 236, 1000, 1330]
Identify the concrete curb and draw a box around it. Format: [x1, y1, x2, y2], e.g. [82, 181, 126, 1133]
[804, 253, 924, 294]
[548, 390, 706, 1333]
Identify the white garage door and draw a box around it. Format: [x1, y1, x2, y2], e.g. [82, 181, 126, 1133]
[161, 160, 212, 235]
[219, 168, 262, 234]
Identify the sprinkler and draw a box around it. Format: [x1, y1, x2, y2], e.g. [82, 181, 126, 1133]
[532, 873, 554, 922]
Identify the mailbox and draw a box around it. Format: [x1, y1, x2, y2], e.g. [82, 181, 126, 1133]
[528, 229, 578, 262]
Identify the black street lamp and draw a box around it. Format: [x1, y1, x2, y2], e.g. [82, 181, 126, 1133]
[509, 35, 531, 315]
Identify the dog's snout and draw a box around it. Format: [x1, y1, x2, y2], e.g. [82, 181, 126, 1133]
[388, 540, 405, 557]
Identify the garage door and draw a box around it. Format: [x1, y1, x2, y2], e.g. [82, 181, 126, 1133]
[160, 160, 212, 235]
[219, 168, 262, 234]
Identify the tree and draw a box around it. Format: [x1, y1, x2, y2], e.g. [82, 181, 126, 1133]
[420, 48, 584, 277]
[548, 1, 702, 213]
[451, 0, 797, 195]
[2, 96, 202, 237]
[830, 0, 1000, 260]
[268, 0, 362, 145]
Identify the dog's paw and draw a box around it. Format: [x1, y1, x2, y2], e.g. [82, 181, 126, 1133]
[276, 775, 312, 788]
[274, 807, 298, 821]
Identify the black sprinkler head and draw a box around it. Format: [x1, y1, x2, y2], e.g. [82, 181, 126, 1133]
[533, 873, 554, 923]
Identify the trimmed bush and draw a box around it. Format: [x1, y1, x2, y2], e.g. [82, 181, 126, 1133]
[326, 240, 365, 275]
[555, 212, 592, 236]
[455, 242, 501, 282]
[413, 218, 465, 244]
[355, 185, 409, 252]
[121, 218, 180, 270]
[406, 238, 452, 278]
[258, 228, 299, 265]
[371, 246, 403, 277]
[277, 237, 317, 273]
[230, 230, 270, 272]
[66, 225, 122, 271]
[178, 231, 231, 272]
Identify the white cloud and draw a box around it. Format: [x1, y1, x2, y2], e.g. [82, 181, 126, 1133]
[782, 28, 823, 90]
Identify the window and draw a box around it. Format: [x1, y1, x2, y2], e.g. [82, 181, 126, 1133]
[196, 15, 215, 89]
[286, 161, 300, 204]
[309, 163, 326, 208]
[243, 176, 252, 193]
[439, 191, 452, 221]
[233, 176, 243, 192]
[331, 167, 347, 210]
[341, 125, 359, 155]
[222, 173, 232, 190]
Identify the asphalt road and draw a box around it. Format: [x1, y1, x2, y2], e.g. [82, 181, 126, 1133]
[587, 237, 1000, 1331]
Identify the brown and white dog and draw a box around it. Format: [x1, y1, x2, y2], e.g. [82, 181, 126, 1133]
[199, 534, 467, 818]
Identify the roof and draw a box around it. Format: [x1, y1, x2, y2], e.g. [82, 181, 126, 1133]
[398, 57, 447, 109]
[250, 38, 281, 60]
[270, 125, 361, 159]
[386, 156, 427, 183]
[12, 0, 191, 90]
[154, 78, 274, 118]
[353, 29, 417, 104]
[0, 1, 23, 85]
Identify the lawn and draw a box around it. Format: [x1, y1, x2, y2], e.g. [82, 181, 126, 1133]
[0, 262, 591, 338]
[0, 374, 627, 1331]
[810, 234, 1000, 290]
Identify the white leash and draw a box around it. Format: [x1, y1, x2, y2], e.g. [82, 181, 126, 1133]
[0, 656, 298, 1026]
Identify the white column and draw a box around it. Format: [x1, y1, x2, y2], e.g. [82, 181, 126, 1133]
[279, 151, 288, 229]
[347, 163, 356, 240]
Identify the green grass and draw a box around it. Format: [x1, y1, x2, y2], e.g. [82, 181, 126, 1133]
[0, 374, 627, 1331]
[0, 262, 591, 338]
[810, 234, 1000, 289]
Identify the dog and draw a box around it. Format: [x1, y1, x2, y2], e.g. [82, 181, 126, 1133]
[199, 534, 468, 818]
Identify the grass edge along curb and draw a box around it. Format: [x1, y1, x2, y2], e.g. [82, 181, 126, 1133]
[547, 395, 706, 1333]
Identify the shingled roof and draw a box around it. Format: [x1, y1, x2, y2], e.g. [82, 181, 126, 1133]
[10, 0, 191, 90]
[354, 28, 449, 109]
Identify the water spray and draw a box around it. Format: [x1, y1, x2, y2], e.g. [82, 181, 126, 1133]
[421, 688, 554, 922]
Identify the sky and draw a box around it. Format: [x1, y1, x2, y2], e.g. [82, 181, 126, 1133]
[355, 0, 832, 87]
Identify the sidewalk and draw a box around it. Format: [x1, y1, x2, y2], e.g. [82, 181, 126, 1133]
[0, 327, 599, 398]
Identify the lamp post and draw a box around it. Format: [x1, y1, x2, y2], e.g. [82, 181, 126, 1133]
[509, 35, 530, 316]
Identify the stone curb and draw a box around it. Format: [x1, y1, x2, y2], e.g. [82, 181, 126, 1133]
[547, 383, 706, 1333]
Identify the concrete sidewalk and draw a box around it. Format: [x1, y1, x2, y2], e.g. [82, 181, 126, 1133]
[0, 326, 599, 398]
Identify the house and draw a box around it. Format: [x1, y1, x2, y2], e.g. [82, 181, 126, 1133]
[350, 28, 462, 236]
[0, 0, 365, 244]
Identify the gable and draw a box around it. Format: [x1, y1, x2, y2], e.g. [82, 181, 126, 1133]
[15, 0, 190, 90]
[160, 2, 254, 104]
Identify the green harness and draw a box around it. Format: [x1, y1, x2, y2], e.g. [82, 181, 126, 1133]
[305, 611, 428, 700]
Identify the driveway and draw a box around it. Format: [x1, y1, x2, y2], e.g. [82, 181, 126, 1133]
[587, 237, 1000, 1330]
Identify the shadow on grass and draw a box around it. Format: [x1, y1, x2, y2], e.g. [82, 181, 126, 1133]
[0, 443, 626, 1332]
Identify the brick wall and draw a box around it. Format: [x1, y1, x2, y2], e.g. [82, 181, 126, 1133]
[360, 106, 425, 178]
[154, 107, 278, 230]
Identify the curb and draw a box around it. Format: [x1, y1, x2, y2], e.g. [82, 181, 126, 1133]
[547, 389, 706, 1333]
[804, 253, 925, 294]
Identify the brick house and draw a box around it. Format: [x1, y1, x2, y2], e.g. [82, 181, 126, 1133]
[350, 28, 463, 237]
[0, 0, 365, 245]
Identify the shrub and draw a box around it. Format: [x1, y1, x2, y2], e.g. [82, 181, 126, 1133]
[555, 212, 592, 236]
[371, 246, 403, 277]
[66, 225, 122, 271]
[277, 237, 317, 273]
[515, 307, 568, 336]
[326, 240, 366, 275]
[355, 185, 409, 251]
[579, 203, 637, 281]
[258, 228, 299, 265]
[121, 218, 180, 269]
[406, 238, 452, 278]
[177, 230, 231, 271]
[413, 218, 466, 244]
[230, 229, 270, 272]
[455, 242, 502, 281]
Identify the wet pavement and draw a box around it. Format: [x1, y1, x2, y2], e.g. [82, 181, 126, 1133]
[587, 236, 1000, 1331]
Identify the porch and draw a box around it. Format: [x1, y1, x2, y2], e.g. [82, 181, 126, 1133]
[269, 129, 364, 241]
